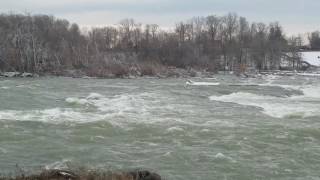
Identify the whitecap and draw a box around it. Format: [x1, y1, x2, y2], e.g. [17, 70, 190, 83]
[65, 97, 88, 105]
[45, 159, 71, 170]
[297, 73, 320, 77]
[201, 129, 210, 132]
[0, 147, 8, 154]
[0, 108, 105, 124]
[65, 92, 104, 106]
[186, 80, 220, 86]
[95, 136, 105, 139]
[213, 153, 236, 162]
[167, 126, 184, 132]
[87, 93, 104, 100]
[261, 74, 281, 84]
[1, 92, 159, 124]
[215, 153, 226, 159]
[163, 151, 172, 157]
[300, 85, 320, 98]
[90, 93, 152, 117]
[209, 90, 320, 118]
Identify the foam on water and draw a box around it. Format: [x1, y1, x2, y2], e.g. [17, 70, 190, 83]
[297, 73, 320, 77]
[45, 159, 71, 170]
[214, 153, 227, 159]
[231, 74, 303, 91]
[0, 91, 164, 124]
[0, 147, 8, 154]
[186, 80, 220, 86]
[300, 85, 320, 98]
[0, 92, 161, 124]
[93, 94, 148, 114]
[87, 93, 104, 100]
[65, 92, 152, 115]
[209, 84, 320, 118]
[0, 108, 104, 123]
[65, 93, 105, 106]
[65, 97, 89, 105]
[167, 126, 185, 132]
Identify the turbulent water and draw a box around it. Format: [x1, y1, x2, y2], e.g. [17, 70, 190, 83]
[1, 75, 320, 179]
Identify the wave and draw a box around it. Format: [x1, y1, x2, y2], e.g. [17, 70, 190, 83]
[0, 108, 105, 123]
[0, 92, 160, 124]
[0, 86, 10, 89]
[65, 92, 154, 116]
[297, 73, 320, 77]
[65, 93, 104, 105]
[186, 80, 220, 86]
[299, 85, 320, 98]
[65, 97, 89, 105]
[209, 85, 320, 118]
[0, 147, 8, 154]
[87, 93, 104, 100]
[45, 159, 71, 170]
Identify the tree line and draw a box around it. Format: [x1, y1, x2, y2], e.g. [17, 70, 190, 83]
[0, 13, 318, 77]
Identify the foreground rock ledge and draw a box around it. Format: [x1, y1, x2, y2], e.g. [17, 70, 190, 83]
[0, 169, 162, 180]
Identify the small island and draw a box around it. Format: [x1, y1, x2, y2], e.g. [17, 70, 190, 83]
[1, 13, 319, 79]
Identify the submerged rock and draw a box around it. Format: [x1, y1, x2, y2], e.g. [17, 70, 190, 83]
[129, 170, 162, 180]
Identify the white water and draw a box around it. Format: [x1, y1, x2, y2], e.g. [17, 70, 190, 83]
[1, 76, 320, 179]
[0, 108, 105, 123]
[210, 82, 320, 118]
[186, 80, 220, 86]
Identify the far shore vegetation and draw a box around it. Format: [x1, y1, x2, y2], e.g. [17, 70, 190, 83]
[1, 13, 320, 78]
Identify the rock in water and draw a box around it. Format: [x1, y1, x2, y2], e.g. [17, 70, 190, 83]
[129, 170, 162, 180]
[46, 170, 79, 179]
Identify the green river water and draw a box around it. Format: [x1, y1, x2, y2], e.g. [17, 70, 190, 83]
[0, 75, 320, 179]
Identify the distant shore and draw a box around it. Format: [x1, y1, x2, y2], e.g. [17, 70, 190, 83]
[0, 67, 217, 79]
[2, 67, 320, 80]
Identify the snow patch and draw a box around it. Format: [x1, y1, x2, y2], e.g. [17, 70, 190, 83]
[301, 51, 320, 66]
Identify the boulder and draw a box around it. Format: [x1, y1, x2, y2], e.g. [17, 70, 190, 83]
[129, 170, 162, 180]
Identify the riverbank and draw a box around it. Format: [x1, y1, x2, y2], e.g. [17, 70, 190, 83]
[2, 68, 320, 80]
[0, 67, 216, 79]
[0, 169, 161, 180]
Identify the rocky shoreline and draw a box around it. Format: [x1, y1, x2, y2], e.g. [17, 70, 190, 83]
[0, 169, 162, 180]
[0, 68, 216, 79]
[1, 69, 319, 79]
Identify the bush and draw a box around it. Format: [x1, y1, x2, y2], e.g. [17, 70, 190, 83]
[139, 62, 159, 76]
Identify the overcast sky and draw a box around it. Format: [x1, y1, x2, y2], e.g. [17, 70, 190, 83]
[1, 0, 319, 35]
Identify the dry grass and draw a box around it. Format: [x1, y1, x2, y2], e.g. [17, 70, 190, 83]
[138, 62, 164, 76]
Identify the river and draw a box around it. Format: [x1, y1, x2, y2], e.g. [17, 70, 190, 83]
[0, 75, 320, 179]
